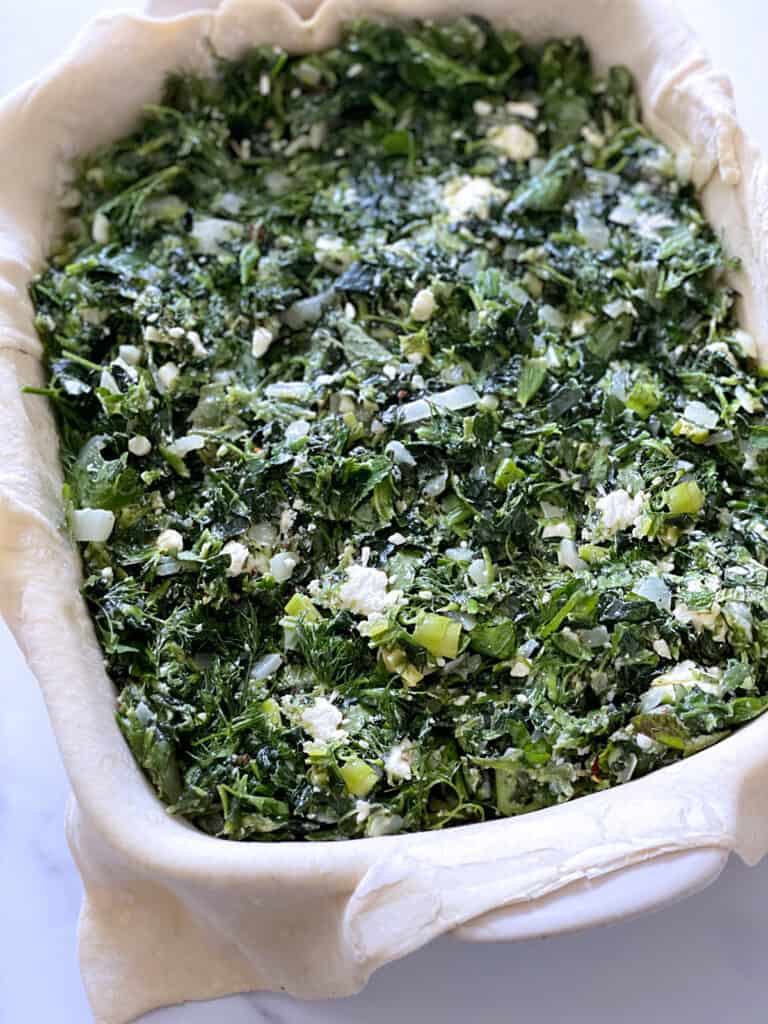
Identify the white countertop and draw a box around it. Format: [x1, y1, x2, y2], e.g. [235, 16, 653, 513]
[3, 3, 768, 1022]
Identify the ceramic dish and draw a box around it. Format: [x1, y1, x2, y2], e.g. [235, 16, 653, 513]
[1, 2, 767, 1022]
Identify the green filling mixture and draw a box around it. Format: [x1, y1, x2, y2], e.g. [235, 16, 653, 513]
[30, 18, 768, 840]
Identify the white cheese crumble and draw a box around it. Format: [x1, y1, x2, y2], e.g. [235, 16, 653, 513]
[300, 697, 346, 742]
[221, 540, 250, 577]
[118, 344, 142, 365]
[313, 234, 351, 270]
[128, 435, 151, 457]
[487, 123, 538, 161]
[655, 634, 671, 659]
[156, 529, 184, 554]
[156, 362, 180, 393]
[251, 326, 274, 358]
[187, 330, 208, 358]
[269, 552, 298, 582]
[72, 508, 115, 543]
[442, 176, 506, 222]
[338, 564, 402, 617]
[473, 99, 493, 117]
[505, 100, 538, 119]
[190, 217, 242, 254]
[385, 739, 414, 782]
[355, 799, 372, 824]
[595, 488, 645, 535]
[91, 212, 110, 244]
[410, 287, 436, 322]
[602, 297, 637, 319]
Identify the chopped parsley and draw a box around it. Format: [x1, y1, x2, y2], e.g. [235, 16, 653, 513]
[29, 18, 768, 841]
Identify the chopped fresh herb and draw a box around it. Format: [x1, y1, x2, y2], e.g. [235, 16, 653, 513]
[29, 18, 768, 841]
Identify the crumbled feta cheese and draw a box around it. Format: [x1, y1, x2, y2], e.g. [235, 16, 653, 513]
[118, 344, 142, 366]
[338, 564, 402, 617]
[259, 72, 271, 96]
[355, 799, 372, 824]
[596, 488, 645, 535]
[581, 124, 606, 147]
[279, 507, 297, 538]
[221, 540, 250, 577]
[156, 529, 184, 554]
[385, 739, 414, 782]
[143, 325, 165, 343]
[72, 508, 115, 543]
[186, 330, 208, 358]
[314, 234, 351, 270]
[385, 440, 417, 467]
[128, 435, 151, 457]
[570, 312, 595, 338]
[300, 697, 346, 742]
[166, 434, 205, 459]
[473, 99, 493, 117]
[468, 557, 492, 585]
[505, 100, 538, 119]
[91, 211, 110, 244]
[269, 552, 298, 582]
[388, 532, 407, 546]
[487, 123, 538, 160]
[655, 634, 671, 659]
[602, 297, 637, 319]
[191, 217, 242, 254]
[251, 326, 274, 358]
[410, 287, 436, 322]
[509, 656, 531, 677]
[542, 520, 573, 539]
[442, 176, 507, 221]
[156, 362, 180, 392]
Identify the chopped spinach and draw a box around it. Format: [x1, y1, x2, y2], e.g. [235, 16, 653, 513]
[30, 18, 768, 841]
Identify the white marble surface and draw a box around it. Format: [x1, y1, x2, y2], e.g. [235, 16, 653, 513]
[3, 2, 768, 1022]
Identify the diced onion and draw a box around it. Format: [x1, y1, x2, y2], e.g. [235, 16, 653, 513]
[191, 217, 242, 254]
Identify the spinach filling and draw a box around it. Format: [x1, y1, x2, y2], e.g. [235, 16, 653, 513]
[30, 18, 768, 840]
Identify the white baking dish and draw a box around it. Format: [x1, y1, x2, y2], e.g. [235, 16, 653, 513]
[1, 2, 767, 1021]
